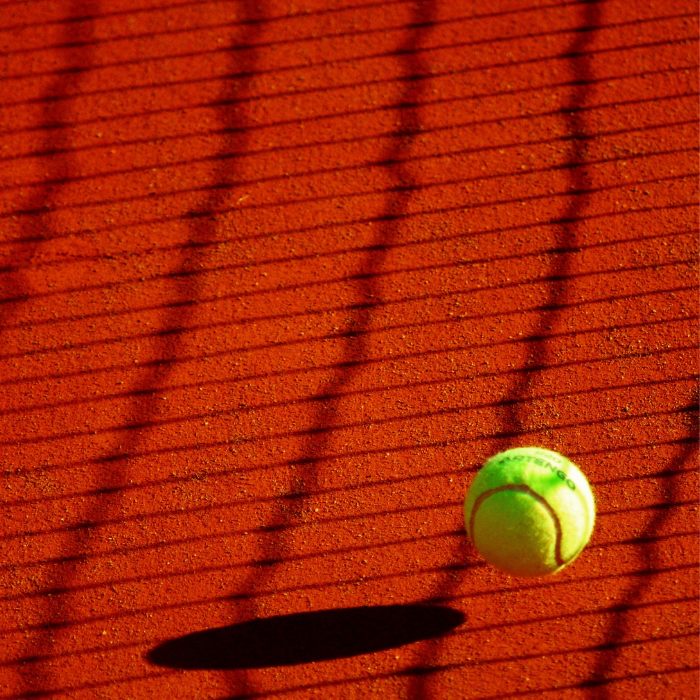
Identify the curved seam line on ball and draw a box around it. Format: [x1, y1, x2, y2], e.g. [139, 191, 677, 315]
[469, 484, 565, 568]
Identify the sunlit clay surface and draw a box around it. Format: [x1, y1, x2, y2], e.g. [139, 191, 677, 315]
[0, 1, 697, 698]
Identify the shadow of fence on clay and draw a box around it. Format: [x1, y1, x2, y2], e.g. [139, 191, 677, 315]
[0, 1, 696, 698]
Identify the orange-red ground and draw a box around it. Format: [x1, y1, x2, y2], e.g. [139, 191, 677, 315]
[0, 1, 697, 698]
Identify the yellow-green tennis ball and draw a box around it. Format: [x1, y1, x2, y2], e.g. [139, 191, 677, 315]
[463, 447, 595, 577]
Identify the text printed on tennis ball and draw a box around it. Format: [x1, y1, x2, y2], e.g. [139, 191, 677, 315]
[463, 447, 596, 577]
[496, 451, 577, 491]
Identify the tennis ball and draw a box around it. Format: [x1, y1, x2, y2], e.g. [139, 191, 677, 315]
[463, 447, 595, 577]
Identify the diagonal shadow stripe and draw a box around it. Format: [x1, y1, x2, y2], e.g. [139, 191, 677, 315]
[0, 255, 692, 385]
[4, 630, 696, 698]
[2, 404, 695, 552]
[2, 355, 694, 453]
[3, 65, 693, 168]
[9, 0, 638, 71]
[4, 531, 696, 646]
[209, 3, 439, 696]
[408, 1, 608, 697]
[0, 0, 418, 36]
[2, 29, 694, 143]
[495, 10, 603, 443]
[4, 342, 695, 491]
[0, 2, 688, 696]
[0, 305, 693, 425]
[2, 110, 696, 205]
[15, 2, 264, 698]
[6, 472, 695, 584]
[3, 504, 696, 628]
[587, 435, 698, 699]
[9, 3, 99, 696]
[4, 135, 694, 221]
[0, 225, 692, 338]
[3, 6, 692, 105]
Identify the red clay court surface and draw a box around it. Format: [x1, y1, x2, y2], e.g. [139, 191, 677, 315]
[0, 0, 697, 698]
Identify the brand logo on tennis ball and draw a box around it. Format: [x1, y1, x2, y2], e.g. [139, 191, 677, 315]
[497, 452, 577, 491]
